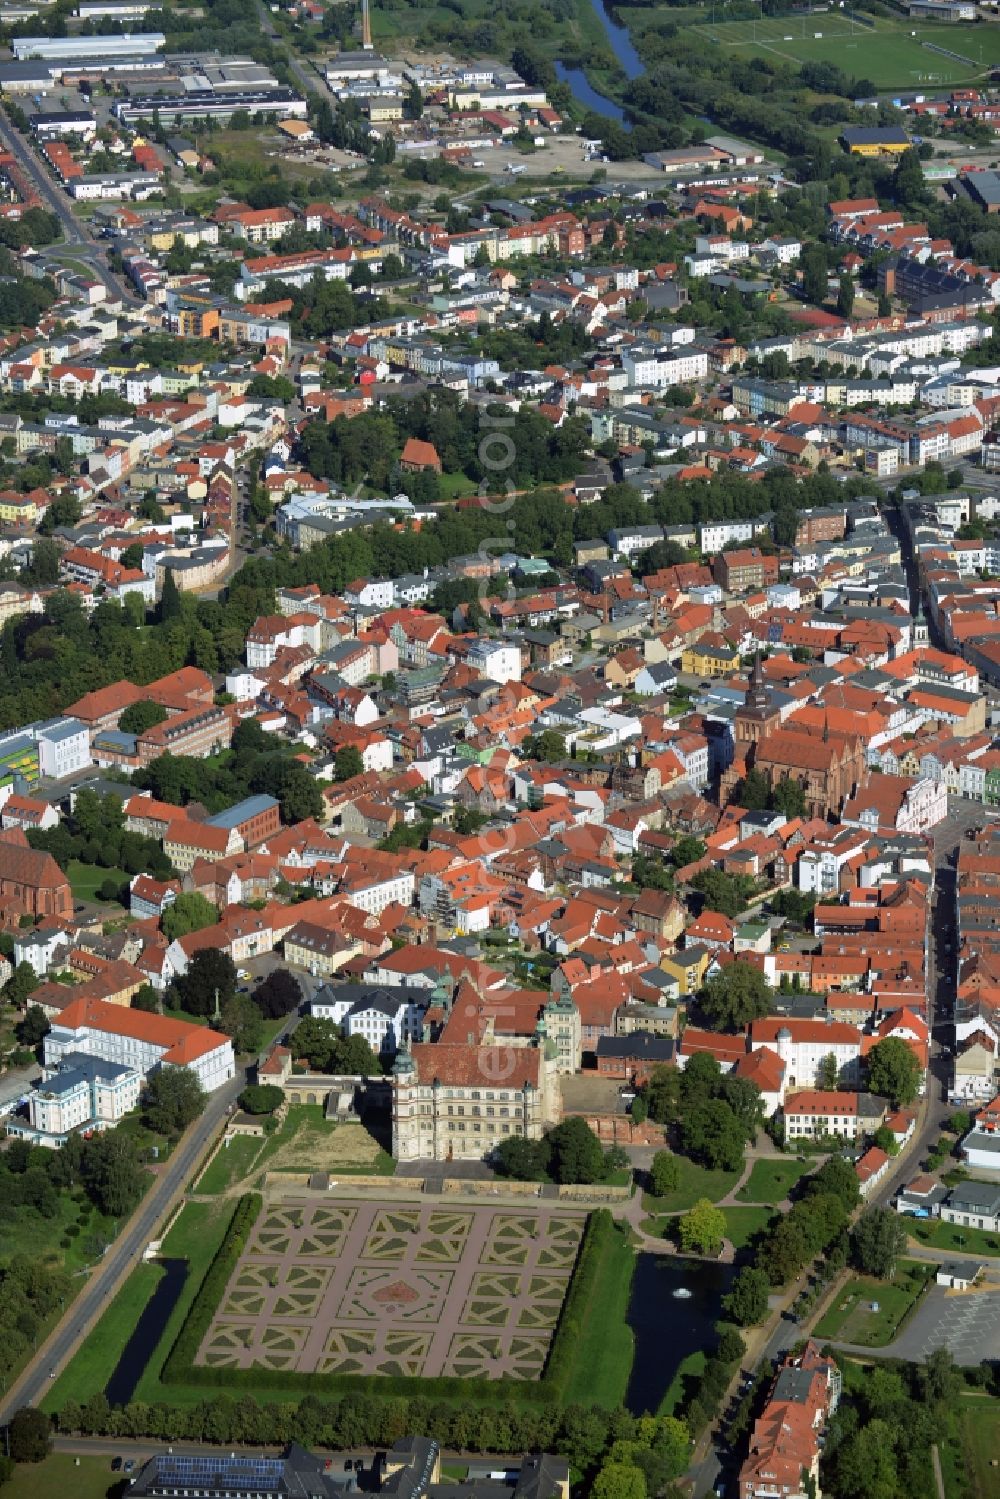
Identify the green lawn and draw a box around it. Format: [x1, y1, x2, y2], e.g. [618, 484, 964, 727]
[737, 1158, 813, 1206]
[955, 1397, 1000, 1499]
[812, 1260, 933, 1347]
[0, 1454, 121, 1499]
[560, 1217, 635, 1409]
[695, 15, 1000, 87]
[909, 1219, 1000, 1257]
[722, 1206, 777, 1250]
[195, 1135, 266, 1194]
[642, 1157, 742, 1215]
[67, 860, 128, 902]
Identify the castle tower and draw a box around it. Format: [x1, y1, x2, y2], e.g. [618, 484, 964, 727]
[361, 0, 373, 50]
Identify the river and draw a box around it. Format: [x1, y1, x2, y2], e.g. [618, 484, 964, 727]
[556, 0, 646, 125]
[625, 1254, 733, 1416]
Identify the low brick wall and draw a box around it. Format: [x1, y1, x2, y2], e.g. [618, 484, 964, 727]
[441, 1177, 542, 1199]
[556, 1183, 632, 1204]
[263, 1171, 425, 1198]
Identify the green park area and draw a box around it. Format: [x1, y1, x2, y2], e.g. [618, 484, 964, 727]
[67, 860, 128, 903]
[642, 1157, 741, 1216]
[813, 1260, 933, 1347]
[0, 1454, 118, 1499]
[737, 1158, 813, 1206]
[694, 14, 1000, 88]
[721, 1206, 777, 1250]
[909, 1218, 1000, 1257]
[953, 1399, 1000, 1498]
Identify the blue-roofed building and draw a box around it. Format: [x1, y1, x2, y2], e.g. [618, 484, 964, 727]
[205, 792, 281, 848]
[7, 1050, 141, 1148]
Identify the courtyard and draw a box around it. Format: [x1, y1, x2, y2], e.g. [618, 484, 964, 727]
[197, 1197, 586, 1381]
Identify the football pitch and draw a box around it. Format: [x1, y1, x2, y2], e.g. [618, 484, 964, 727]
[696, 17, 1000, 88]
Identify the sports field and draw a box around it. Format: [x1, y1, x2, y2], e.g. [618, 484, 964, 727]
[696, 16, 1000, 88]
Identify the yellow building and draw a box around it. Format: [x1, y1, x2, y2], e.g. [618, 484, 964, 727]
[660, 947, 710, 996]
[841, 127, 910, 156]
[681, 637, 740, 678]
[0, 492, 37, 526]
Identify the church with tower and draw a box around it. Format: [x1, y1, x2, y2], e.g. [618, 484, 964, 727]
[720, 654, 867, 820]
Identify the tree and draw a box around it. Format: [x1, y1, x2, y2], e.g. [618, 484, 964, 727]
[816, 1052, 839, 1091]
[545, 1116, 605, 1184]
[851, 1207, 907, 1280]
[493, 1135, 549, 1180]
[15, 1005, 49, 1048]
[143, 1067, 206, 1136]
[808, 1154, 860, 1209]
[173, 948, 237, 1019]
[7, 1407, 51, 1463]
[700, 960, 772, 1032]
[336, 1035, 382, 1074]
[275, 763, 324, 824]
[872, 1124, 899, 1157]
[772, 776, 806, 819]
[159, 568, 183, 621]
[681, 1101, 746, 1171]
[738, 767, 771, 811]
[132, 984, 159, 1013]
[80, 1131, 146, 1217]
[920, 1347, 961, 1405]
[837, 272, 855, 318]
[527, 729, 567, 763]
[253, 968, 302, 1020]
[119, 701, 169, 736]
[948, 1109, 972, 1138]
[650, 1150, 680, 1198]
[866, 1036, 921, 1108]
[678, 1198, 726, 1256]
[4, 962, 39, 1008]
[830, 1419, 897, 1499]
[643, 1066, 679, 1124]
[161, 891, 218, 942]
[219, 992, 264, 1055]
[591, 1463, 646, 1499]
[800, 243, 829, 305]
[689, 868, 755, 919]
[334, 745, 364, 782]
[724, 1265, 770, 1326]
[238, 1084, 284, 1115]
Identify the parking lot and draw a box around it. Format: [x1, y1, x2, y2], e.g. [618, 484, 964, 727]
[838, 1278, 1000, 1364]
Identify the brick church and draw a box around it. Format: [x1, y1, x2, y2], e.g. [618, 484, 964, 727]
[721, 656, 867, 820]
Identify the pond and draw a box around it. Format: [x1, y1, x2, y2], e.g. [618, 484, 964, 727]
[556, 0, 646, 125]
[626, 1253, 734, 1416]
[105, 1257, 187, 1408]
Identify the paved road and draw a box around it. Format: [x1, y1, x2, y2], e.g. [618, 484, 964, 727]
[0, 110, 140, 307]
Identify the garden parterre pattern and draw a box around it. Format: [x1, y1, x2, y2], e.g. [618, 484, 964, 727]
[197, 1198, 586, 1381]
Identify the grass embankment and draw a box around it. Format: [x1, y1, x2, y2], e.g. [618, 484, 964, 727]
[195, 1136, 266, 1194]
[813, 1260, 934, 1347]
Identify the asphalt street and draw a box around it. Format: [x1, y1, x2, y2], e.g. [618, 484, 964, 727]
[0, 110, 141, 307]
